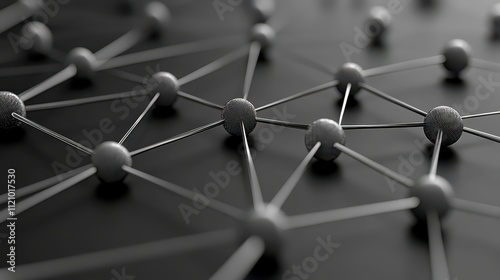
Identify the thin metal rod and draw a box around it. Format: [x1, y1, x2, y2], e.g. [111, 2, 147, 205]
[12, 113, 93, 155]
[363, 55, 445, 77]
[25, 89, 149, 112]
[361, 83, 428, 116]
[463, 127, 500, 144]
[19, 65, 77, 101]
[0, 167, 96, 224]
[470, 57, 500, 72]
[426, 211, 451, 280]
[0, 64, 61, 78]
[130, 120, 224, 156]
[278, 49, 334, 75]
[178, 45, 249, 86]
[256, 117, 309, 130]
[462, 111, 500, 119]
[119, 93, 159, 145]
[178, 91, 224, 110]
[243, 41, 261, 100]
[333, 143, 414, 187]
[123, 166, 245, 221]
[287, 197, 420, 230]
[94, 29, 144, 61]
[0, 164, 93, 205]
[270, 142, 321, 209]
[241, 123, 265, 211]
[0, 1, 41, 34]
[342, 122, 425, 130]
[256, 80, 338, 111]
[429, 130, 443, 180]
[339, 83, 351, 126]
[106, 69, 146, 84]
[97, 35, 243, 70]
[0, 229, 235, 280]
[452, 198, 500, 219]
[209, 237, 265, 280]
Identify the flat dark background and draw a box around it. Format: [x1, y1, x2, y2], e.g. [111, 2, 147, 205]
[1, 0, 500, 279]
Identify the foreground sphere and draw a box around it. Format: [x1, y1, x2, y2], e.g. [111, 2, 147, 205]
[222, 98, 257, 136]
[144, 1, 171, 37]
[66, 48, 97, 80]
[442, 39, 471, 77]
[239, 207, 286, 260]
[0, 92, 26, 130]
[251, 23, 276, 50]
[336, 63, 364, 96]
[20, 22, 53, 56]
[250, 0, 276, 23]
[424, 106, 463, 146]
[366, 6, 392, 41]
[409, 175, 454, 222]
[146, 72, 179, 107]
[305, 119, 346, 161]
[92, 142, 132, 184]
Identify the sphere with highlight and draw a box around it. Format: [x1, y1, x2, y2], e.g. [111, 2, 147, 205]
[251, 23, 275, 50]
[424, 106, 463, 146]
[0, 92, 26, 130]
[251, 0, 276, 23]
[222, 98, 257, 136]
[409, 175, 454, 222]
[366, 6, 392, 41]
[491, 3, 500, 37]
[144, 1, 171, 37]
[146, 72, 179, 107]
[66, 47, 97, 80]
[92, 142, 132, 184]
[305, 119, 346, 161]
[336, 63, 364, 96]
[238, 206, 286, 260]
[20, 22, 53, 56]
[442, 39, 471, 77]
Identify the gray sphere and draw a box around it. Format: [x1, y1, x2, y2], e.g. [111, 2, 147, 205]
[0, 92, 26, 130]
[238, 207, 286, 259]
[366, 6, 392, 40]
[222, 98, 257, 136]
[409, 175, 454, 222]
[20, 22, 53, 56]
[251, 23, 275, 50]
[144, 1, 171, 37]
[146, 72, 179, 107]
[424, 106, 463, 146]
[250, 0, 276, 23]
[491, 4, 500, 36]
[92, 141, 132, 184]
[305, 119, 346, 161]
[66, 47, 97, 80]
[336, 63, 364, 96]
[442, 39, 471, 77]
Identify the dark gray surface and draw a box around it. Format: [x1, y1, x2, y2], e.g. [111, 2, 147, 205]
[1, 0, 500, 279]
